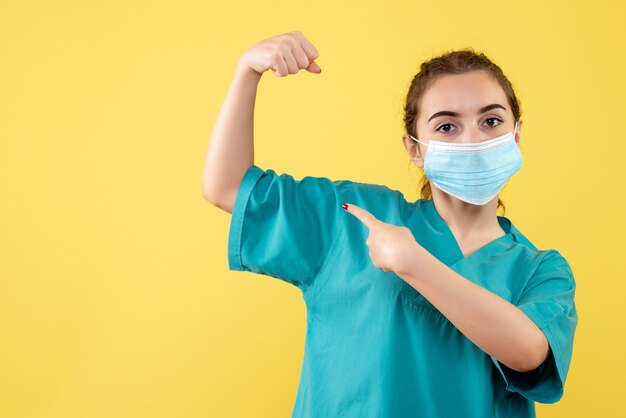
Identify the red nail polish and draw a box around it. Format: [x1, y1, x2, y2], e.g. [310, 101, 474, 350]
[341, 204, 348, 210]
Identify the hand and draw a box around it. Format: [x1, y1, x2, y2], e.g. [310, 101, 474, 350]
[238, 30, 322, 77]
[342, 203, 422, 274]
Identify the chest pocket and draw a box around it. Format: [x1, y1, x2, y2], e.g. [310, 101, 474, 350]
[401, 282, 451, 323]
[400, 261, 517, 324]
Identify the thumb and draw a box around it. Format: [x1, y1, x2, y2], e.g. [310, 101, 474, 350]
[305, 60, 322, 73]
[342, 203, 377, 229]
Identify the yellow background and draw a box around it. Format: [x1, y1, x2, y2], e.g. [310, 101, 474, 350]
[1, 0, 624, 417]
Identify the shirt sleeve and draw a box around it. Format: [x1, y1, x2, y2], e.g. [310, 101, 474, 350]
[490, 249, 579, 404]
[227, 164, 343, 292]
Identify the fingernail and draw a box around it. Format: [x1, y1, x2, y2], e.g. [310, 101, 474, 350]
[341, 204, 348, 210]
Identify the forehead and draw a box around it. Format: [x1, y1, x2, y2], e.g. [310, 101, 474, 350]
[419, 70, 508, 115]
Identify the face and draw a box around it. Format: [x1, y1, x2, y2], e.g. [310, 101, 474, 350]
[403, 70, 522, 168]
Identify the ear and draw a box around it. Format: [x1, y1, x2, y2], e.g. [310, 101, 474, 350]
[515, 119, 523, 145]
[402, 134, 424, 168]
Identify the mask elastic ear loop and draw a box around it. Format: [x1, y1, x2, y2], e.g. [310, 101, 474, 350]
[408, 133, 426, 162]
[408, 134, 429, 147]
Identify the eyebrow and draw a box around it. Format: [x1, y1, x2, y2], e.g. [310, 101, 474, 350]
[427, 103, 507, 123]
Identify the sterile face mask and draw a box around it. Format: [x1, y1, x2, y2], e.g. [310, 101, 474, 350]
[408, 122, 522, 206]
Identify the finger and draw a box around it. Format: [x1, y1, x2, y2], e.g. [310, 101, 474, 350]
[272, 53, 288, 77]
[283, 45, 300, 74]
[305, 60, 322, 73]
[341, 203, 377, 229]
[291, 43, 312, 70]
[293, 31, 319, 60]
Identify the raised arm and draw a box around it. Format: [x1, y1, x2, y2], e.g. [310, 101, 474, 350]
[201, 30, 322, 214]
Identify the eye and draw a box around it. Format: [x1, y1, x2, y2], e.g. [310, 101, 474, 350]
[483, 117, 503, 127]
[435, 123, 455, 134]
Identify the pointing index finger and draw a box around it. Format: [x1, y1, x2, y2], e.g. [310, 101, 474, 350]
[341, 203, 376, 229]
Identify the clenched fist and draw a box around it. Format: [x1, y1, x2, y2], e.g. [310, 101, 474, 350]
[238, 30, 322, 77]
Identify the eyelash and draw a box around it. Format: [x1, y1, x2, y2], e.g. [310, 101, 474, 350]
[436, 117, 503, 133]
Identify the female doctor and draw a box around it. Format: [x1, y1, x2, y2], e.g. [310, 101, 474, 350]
[203, 30, 578, 418]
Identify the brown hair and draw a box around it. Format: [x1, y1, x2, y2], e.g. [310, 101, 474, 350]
[403, 48, 522, 216]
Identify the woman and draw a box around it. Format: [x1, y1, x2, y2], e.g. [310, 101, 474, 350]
[202, 30, 578, 418]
